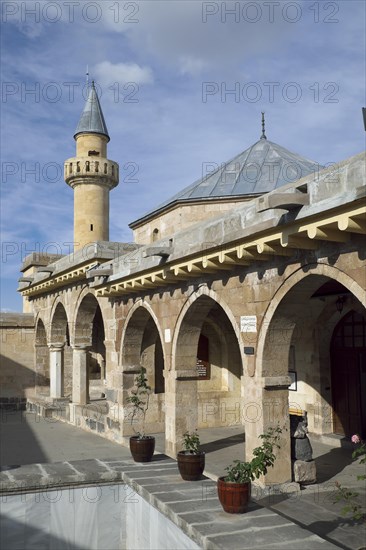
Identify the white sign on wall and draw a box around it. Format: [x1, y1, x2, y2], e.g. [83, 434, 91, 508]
[240, 315, 257, 333]
[164, 329, 171, 343]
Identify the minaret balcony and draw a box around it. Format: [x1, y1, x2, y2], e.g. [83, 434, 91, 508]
[64, 157, 119, 189]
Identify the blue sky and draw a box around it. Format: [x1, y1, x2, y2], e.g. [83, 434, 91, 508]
[1, 0, 365, 312]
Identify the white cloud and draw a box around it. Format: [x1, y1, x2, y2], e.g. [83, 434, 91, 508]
[179, 56, 207, 76]
[109, 0, 294, 76]
[94, 61, 153, 86]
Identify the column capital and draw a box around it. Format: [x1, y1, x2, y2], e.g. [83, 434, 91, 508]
[72, 345, 90, 352]
[48, 343, 64, 351]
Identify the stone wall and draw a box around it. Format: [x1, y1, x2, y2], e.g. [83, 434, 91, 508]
[131, 198, 250, 244]
[0, 482, 200, 550]
[0, 313, 35, 408]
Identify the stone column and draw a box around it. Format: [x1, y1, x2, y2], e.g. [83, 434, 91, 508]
[34, 343, 49, 397]
[100, 358, 106, 381]
[49, 344, 64, 399]
[243, 376, 291, 485]
[164, 370, 198, 458]
[72, 346, 89, 405]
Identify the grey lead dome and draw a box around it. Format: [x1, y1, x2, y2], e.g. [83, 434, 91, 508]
[132, 137, 322, 226]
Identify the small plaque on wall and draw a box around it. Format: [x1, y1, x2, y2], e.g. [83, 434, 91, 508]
[196, 359, 210, 380]
[240, 315, 257, 333]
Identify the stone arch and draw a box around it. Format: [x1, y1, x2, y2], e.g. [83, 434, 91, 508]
[168, 288, 243, 454]
[35, 316, 48, 346]
[120, 301, 166, 434]
[172, 285, 244, 371]
[49, 301, 72, 398]
[257, 264, 366, 378]
[256, 264, 366, 437]
[50, 302, 69, 346]
[74, 293, 105, 347]
[120, 300, 166, 373]
[74, 293, 107, 399]
[34, 317, 49, 396]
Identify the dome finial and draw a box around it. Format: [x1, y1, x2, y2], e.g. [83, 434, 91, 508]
[260, 111, 267, 140]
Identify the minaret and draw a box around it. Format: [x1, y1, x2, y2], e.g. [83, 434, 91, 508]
[64, 81, 119, 251]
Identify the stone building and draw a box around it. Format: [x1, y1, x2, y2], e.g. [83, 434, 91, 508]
[12, 82, 366, 485]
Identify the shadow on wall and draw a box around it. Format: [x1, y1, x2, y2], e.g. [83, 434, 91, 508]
[0, 356, 49, 467]
[0, 355, 41, 410]
[0, 516, 88, 550]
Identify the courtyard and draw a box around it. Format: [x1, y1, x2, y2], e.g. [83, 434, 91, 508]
[1, 411, 365, 549]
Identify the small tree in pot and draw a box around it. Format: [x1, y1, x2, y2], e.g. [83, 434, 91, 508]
[218, 426, 282, 513]
[177, 430, 205, 481]
[127, 366, 155, 462]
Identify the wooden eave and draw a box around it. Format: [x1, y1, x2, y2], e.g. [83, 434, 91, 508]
[95, 203, 366, 298]
[20, 261, 98, 298]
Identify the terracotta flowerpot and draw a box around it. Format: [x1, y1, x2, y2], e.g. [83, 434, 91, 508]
[177, 451, 205, 481]
[217, 476, 251, 513]
[129, 435, 155, 462]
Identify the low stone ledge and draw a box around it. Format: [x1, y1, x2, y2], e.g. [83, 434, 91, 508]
[0, 457, 340, 549]
[0, 459, 123, 493]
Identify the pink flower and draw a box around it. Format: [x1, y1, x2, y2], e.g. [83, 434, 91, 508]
[351, 434, 361, 444]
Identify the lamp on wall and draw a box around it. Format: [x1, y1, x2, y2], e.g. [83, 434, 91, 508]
[335, 295, 346, 314]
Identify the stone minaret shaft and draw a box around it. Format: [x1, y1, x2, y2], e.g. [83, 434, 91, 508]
[64, 82, 119, 251]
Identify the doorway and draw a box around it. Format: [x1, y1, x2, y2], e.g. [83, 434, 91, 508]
[331, 311, 366, 438]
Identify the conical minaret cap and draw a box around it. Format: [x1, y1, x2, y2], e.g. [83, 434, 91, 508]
[74, 81, 110, 141]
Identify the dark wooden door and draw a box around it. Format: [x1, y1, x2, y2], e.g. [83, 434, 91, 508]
[331, 311, 366, 438]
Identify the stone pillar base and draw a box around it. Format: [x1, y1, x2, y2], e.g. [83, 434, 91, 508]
[292, 459, 317, 484]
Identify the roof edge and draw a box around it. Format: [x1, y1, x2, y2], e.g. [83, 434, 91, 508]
[129, 194, 261, 229]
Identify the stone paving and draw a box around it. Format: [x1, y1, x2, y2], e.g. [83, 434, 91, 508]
[0, 457, 341, 549]
[1, 412, 365, 549]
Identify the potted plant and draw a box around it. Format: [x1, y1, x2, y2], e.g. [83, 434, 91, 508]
[218, 426, 282, 513]
[177, 430, 205, 481]
[127, 366, 155, 462]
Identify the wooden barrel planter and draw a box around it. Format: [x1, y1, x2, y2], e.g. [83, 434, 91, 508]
[217, 477, 251, 513]
[177, 451, 205, 481]
[129, 436, 155, 462]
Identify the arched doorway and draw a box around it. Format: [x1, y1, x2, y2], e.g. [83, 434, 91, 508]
[74, 294, 106, 402]
[50, 303, 72, 398]
[331, 311, 366, 438]
[35, 318, 49, 397]
[121, 306, 165, 434]
[256, 270, 366, 483]
[170, 294, 242, 454]
[90, 306, 106, 387]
